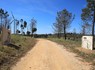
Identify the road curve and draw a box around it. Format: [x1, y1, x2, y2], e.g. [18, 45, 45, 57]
[11, 39, 91, 70]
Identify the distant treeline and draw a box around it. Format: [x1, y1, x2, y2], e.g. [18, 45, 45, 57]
[25, 33, 91, 41]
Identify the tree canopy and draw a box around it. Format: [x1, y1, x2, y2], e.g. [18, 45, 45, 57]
[53, 9, 74, 39]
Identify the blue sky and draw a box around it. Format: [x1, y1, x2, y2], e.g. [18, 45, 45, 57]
[0, 0, 87, 34]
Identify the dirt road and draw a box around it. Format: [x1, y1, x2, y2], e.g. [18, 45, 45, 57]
[11, 39, 91, 70]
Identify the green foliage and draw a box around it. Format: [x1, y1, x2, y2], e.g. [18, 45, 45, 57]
[16, 30, 20, 34]
[20, 19, 23, 22]
[24, 21, 27, 28]
[81, 8, 92, 21]
[32, 28, 37, 33]
[81, 0, 95, 22]
[20, 24, 23, 28]
[81, 0, 95, 35]
[27, 31, 31, 35]
[30, 18, 37, 37]
[57, 9, 74, 26]
[53, 9, 74, 39]
[20, 20, 27, 34]
[0, 8, 4, 14]
[0, 8, 9, 29]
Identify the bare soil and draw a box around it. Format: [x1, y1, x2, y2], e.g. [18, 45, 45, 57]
[11, 39, 91, 70]
[77, 47, 95, 54]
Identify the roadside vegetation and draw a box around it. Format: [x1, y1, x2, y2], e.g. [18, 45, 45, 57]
[0, 0, 95, 70]
[48, 38, 95, 69]
[49, 0, 95, 69]
[0, 35, 36, 70]
[0, 7, 37, 70]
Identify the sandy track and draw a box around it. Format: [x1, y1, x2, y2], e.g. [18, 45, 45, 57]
[11, 39, 91, 70]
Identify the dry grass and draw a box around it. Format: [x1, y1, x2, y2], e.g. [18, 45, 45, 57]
[0, 35, 36, 70]
[48, 38, 95, 69]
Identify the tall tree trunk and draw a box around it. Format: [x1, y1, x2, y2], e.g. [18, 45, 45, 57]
[92, 10, 95, 49]
[83, 26, 85, 35]
[1, 17, 3, 47]
[22, 28, 23, 35]
[0, 17, 2, 34]
[57, 33, 60, 38]
[64, 25, 66, 40]
[31, 29, 33, 37]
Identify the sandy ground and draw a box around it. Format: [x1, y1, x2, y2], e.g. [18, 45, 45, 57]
[11, 39, 91, 70]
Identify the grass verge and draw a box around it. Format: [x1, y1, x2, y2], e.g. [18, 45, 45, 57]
[0, 35, 36, 70]
[48, 38, 95, 69]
